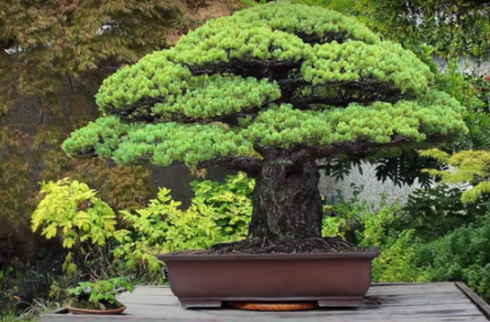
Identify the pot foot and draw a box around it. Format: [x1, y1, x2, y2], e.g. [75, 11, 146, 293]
[230, 302, 319, 311]
[180, 299, 222, 308]
[178, 297, 364, 309]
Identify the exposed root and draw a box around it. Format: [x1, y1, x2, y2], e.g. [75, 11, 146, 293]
[179, 237, 367, 255]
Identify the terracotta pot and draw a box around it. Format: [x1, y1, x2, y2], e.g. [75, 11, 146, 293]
[66, 305, 126, 315]
[159, 247, 379, 309]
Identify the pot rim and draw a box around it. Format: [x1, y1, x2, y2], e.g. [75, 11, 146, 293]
[158, 246, 380, 261]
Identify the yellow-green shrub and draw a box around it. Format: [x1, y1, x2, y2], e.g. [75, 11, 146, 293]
[31, 178, 128, 275]
[421, 149, 490, 204]
[114, 187, 246, 273]
[106, 174, 253, 274]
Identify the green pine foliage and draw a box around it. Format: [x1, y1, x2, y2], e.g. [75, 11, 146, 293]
[181, 3, 380, 48]
[152, 77, 281, 119]
[276, 1, 490, 188]
[303, 40, 433, 93]
[63, 3, 468, 172]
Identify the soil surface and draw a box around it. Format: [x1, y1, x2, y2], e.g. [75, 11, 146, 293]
[177, 237, 369, 255]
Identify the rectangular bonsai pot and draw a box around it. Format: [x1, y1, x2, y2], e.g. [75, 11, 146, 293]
[158, 247, 379, 308]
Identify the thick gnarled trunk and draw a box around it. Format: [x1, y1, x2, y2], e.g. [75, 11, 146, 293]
[209, 158, 357, 253]
[247, 159, 323, 241]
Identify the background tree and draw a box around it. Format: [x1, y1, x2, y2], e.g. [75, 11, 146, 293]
[287, 0, 490, 57]
[0, 0, 242, 260]
[63, 3, 468, 253]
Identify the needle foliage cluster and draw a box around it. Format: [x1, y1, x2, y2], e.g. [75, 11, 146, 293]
[63, 3, 467, 172]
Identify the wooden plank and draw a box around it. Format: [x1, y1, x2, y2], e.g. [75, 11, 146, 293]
[121, 303, 480, 316]
[456, 282, 490, 320]
[40, 282, 490, 322]
[118, 294, 469, 307]
[41, 312, 489, 322]
[367, 284, 461, 296]
[40, 313, 489, 322]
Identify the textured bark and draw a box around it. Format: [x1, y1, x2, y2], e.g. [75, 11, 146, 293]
[206, 157, 360, 254]
[247, 159, 323, 241]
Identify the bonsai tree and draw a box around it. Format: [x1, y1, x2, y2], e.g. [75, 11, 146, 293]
[62, 3, 467, 254]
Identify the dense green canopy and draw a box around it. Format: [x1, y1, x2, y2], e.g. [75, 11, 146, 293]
[63, 3, 468, 171]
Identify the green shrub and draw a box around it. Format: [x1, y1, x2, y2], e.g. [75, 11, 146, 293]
[31, 179, 118, 249]
[31, 174, 254, 280]
[391, 183, 488, 241]
[415, 220, 490, 300]
[327, 185, 426, 282]
[328, 183, 490, 297]
[115, 187, 230, 273]
[114, 174, 254, 274]
[190, 172, 253, 237]
[371, 229, 428, 283]
[33, 174, 490, 302]
[67, 278, 134, 310]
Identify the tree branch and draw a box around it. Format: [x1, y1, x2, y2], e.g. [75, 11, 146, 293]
[198, 156, 263, 177]
[289, 92, 410, 110]
[281, 77, 408, 97]
[177, 58, 303, 78]
[290, 96, 360, 109]
[292, 30, 349, 45]
[288, 78, 413, 109]
[277, 77, 309, 90]
[110, 96, 272, 126]
[286, 133, 456, 167]
[105, 96, 166, 122]
[109, 76, 413, 126]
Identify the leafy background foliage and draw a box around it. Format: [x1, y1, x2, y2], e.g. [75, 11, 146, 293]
[3, 0, 490, 321]
[0, 0, 243, 258]
[24, 171, 490, 306]
[3, 0, 489, 260]
[1, 3, 244, 318]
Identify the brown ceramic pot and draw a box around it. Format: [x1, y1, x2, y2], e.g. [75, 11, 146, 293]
[66, 305, 127, 315]
[159, 247, 379, 309]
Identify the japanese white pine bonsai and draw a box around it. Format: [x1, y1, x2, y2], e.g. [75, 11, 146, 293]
[62, 3, 467, 254]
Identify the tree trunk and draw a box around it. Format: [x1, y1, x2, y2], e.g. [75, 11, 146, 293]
[209, 158, 357, 253]
[247, 159, 323, 241]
